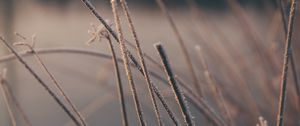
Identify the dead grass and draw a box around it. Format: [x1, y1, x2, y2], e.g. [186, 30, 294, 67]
[0, 0, 299, 126]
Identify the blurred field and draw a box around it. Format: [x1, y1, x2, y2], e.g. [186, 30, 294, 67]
[0, 0, 300, 126]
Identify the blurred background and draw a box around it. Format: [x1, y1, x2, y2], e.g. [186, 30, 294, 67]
[0, 0, 299, 126]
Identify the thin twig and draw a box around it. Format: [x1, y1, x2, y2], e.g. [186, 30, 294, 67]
[277, 0, 300, 98]
[105, 34, 129, 126]
[276, 0, 298, 126]
[155, 43, 194, 126]
[154, 0, 202, 97]
[14, 34, 88, 126]
[119, 0, 163, 125]
[0, 69, 17, 126]
[110, 0, 146, 125]
[0, 36, 81, 126]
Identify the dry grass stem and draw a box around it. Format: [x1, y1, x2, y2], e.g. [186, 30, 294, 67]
[110, 0, 146, 125]
[14, 33, 88, 126]
[79, 0, 157, 74]
[78, 2, 201, 123]
[276, 0, 298, 126]
[119, 0, 163, 125]
[0, 36, 81, 126]
[155, 43, 194, 126]
[277, 0, 300, 98]
[154, 0, 202, 97]
[105, 33, 129, 126]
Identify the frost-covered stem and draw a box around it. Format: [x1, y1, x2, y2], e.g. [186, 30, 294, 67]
[154, 0, 202, 97]
[155, 43, 194, 126]
[111, 0, 146, 125]
[119, 0, 163, 125]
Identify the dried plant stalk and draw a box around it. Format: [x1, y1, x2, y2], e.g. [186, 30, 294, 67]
[14, 35, 88, 126]
[277, 0, 300, 98]
[119, 0, 163, 125]
[155, 43, 194, 126]
[0, 37, 81, 126]
[110, 0, 146, 125]
[105, 34, 129, 126]
[78, 2, 215, 123]
[276, 0, 298, 126]
[154, 0, 202, 97]
[0, 69, 17, 126]
[79, 0, 150, 74]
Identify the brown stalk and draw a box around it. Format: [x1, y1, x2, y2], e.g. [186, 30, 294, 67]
[105, 34, 129, 126]
[277, 1, 300, 123]
[276, 0, 298, 126]
[14, 34, 88, 126]
[154, 0, 202, 97]
[0, 37, 81, 126]
[110, 0, 146, 125]
[0, 69, 17, 126]
[78, 1, 185, 123]
[155, 43, 194, 126]
[78, 2, 224, 124]
[277, 0, 300, 99]
[79, 0, 151, 74]
[119, 0, 163, 125]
